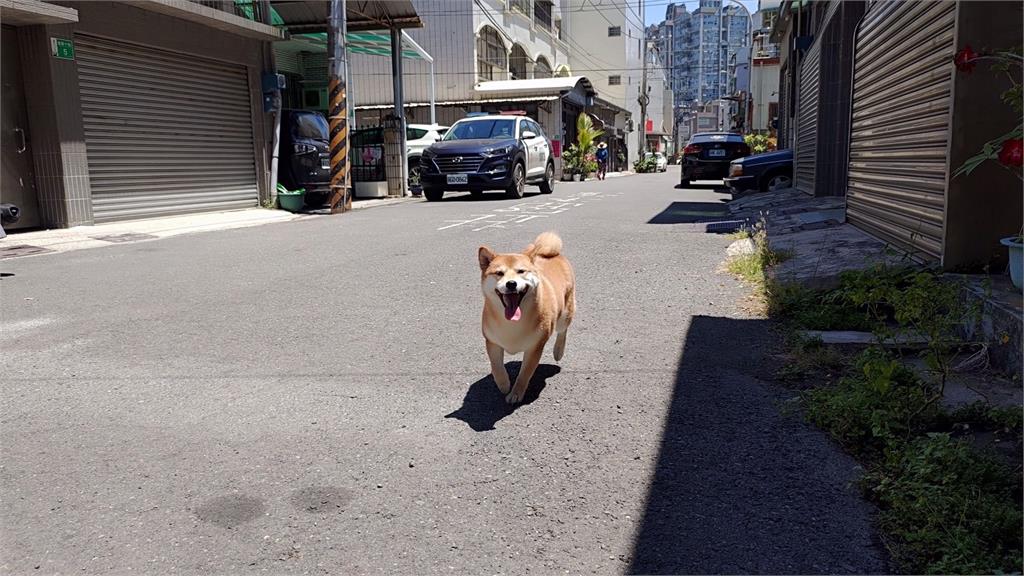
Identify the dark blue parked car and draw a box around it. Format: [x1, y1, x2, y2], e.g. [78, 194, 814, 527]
[724, 149, 794, 193]
[419, 114, 554, 201]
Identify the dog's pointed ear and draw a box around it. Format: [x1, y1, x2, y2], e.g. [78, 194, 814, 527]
[478, 246, 496, 271]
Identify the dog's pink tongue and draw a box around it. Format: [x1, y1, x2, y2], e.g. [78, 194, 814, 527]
[503, 293, 522, 322]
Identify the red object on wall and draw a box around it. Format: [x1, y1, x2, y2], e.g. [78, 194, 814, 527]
[645, 119, 653, 133]
[552, 139, 561, 157]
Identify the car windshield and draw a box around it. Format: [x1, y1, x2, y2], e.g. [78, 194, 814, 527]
[291, 112, 328, 140]
[443, 119, 516, 141]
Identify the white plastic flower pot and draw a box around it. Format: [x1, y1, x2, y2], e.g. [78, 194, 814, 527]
[1001, 236, 1023, 289]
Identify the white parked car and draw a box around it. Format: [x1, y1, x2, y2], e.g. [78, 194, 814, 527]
[645, 151, 668, 172]
[406, 123, 449, 188]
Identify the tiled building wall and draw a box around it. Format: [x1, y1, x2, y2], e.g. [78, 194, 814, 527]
[18, 24, 93, 227]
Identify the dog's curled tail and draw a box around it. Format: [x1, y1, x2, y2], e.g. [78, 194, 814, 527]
[527, 232, 562, 259]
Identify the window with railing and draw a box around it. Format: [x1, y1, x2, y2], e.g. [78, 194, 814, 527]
[509, 44, 530, 80]
[477, 26, 508, 81]
[534, 57, 553, 79]
[534, 0, 552, 31]
[509, 0, 531, 17]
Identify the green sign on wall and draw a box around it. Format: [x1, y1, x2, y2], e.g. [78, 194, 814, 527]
[51, 37, 74, 61]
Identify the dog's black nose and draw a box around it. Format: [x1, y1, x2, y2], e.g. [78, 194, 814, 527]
[506, 280, 517, 291]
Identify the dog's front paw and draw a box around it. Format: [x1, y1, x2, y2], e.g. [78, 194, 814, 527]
[496, 379, 511, 395]
[505, 390, 522, 404]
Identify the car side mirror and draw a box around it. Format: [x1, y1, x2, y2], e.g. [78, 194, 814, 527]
[521, 130, 537, 140]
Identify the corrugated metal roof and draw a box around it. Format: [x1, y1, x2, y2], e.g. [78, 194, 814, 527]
[269, 0, 422, 33]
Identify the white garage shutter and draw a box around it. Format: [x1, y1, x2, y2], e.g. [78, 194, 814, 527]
[76, 36, 258, 223]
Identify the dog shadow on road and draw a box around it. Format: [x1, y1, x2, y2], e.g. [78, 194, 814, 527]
[444, 362, 561, 432]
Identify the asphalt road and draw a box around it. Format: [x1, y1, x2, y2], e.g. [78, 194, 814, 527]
[1, 172, 885, 574]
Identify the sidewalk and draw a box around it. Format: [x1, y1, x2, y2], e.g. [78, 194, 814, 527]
[0, 196, 418, 260]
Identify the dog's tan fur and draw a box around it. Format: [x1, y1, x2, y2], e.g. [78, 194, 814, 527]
[478, 232, 576, 404]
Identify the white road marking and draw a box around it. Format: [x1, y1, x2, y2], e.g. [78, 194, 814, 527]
[437, 189, 613, 231]
[437, 214, 495, 230]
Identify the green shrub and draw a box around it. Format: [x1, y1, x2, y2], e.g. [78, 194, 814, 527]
[743, 133, 777, 154]
[767, 282, 878, 331]
[775, 334, 849, 383]
[863, 434, 1023, 574]
[804, 349, 940, 456]
[633, 155, 657, 173]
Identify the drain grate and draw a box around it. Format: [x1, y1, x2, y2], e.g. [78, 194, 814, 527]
[674, 219, 748, 234]
[91, 233, 159, 243]
[0, 244, 54, 259]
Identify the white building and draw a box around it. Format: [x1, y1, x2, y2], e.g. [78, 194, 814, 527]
[345, 0, 572, 126]
[563, 0, 644, 162]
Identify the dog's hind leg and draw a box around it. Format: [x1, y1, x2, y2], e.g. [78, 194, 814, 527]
[486, 339, 511, 395]
[553, 292, 574, 362]
[553, 330, 567, 362]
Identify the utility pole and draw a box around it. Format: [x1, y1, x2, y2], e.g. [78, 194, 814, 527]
[637, 0, 648, 157]
[327, 0, 351, 213]
[639, 41, 649, 156]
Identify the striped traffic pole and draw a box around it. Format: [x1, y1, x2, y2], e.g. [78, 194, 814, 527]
[328, 0, 351, 213]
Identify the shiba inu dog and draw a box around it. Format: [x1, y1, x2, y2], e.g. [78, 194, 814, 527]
[477, 232, 576, 404]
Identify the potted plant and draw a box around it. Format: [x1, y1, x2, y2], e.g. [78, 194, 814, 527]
[952, 45, 1023, 287]
[562, 144, 581, 180]
[574, 113, 603, 181]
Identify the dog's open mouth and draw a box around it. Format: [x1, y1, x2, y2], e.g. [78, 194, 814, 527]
[497, 286, 528, 322]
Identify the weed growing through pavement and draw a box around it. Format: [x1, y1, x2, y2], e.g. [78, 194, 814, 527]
[730, 251, 1022, 574]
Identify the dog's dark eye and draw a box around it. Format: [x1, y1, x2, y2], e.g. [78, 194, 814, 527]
[516, 269, 526, 274]
[492, 270, 504, 276]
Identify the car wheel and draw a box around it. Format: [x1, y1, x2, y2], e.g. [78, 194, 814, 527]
[424, 187, 444, 202]
[505, 162, 525, 199]
[539, 162, 555, 194]
[761, 172, 793, 192]
[408, 161, 421, 190]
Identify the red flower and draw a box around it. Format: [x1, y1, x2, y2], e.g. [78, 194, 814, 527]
[998, 138, 1023, 167]
[953, 45, 979, 73]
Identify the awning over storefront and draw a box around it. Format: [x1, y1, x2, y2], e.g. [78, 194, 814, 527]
[355, 96, 560, 110]
[475, 76, 596, 107]
[267, 0, 422, 33]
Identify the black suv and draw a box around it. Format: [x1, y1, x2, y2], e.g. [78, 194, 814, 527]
[419, 115, 555, 201]
[279, 109, 331, 206]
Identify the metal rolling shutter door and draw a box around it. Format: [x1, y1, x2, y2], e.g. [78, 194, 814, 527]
[846, 1, 955, 262]
[794, 42, 820, 194]
[76, 36, 258, 223]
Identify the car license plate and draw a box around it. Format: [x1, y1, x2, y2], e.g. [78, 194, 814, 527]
[320, 157, 330, 170]
[709, 149, 726, 157]
[447, 174, 469, 185]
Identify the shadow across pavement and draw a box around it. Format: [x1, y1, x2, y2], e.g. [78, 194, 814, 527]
[445, 362, 561, 432]
[647, 201, 734, 225]
[627, 315, 887, 574]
